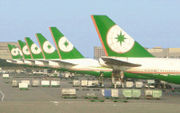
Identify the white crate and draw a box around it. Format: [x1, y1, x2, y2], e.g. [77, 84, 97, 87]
[135, 81, 143, 88]
[3, 74, 9, 78]
[61, 88, 76, 95]
[21, 80, 30, 86]
[51, 80, 60, 87]
[41, 80, 50, 87]
[111, 89, 119, 97]
[126, 81, 134, 88]
[19, 83, 28, 90]
[32, 80, 40, 86]
[81, 80, 88, 86]
[73, 80, 80, 86]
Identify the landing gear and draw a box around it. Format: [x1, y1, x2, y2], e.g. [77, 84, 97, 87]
[99, 72, 104, 87]
[112, 70, 125, 88]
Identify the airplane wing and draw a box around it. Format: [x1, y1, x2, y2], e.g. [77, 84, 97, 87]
[101, 57, 141, 69]
[53, 60, 76, 67]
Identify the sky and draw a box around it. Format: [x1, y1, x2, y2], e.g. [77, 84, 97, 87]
[0, 0, 180, 58]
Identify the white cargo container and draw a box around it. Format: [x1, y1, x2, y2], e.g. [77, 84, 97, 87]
[73, 80, 81, 87]
[51, 80, 60, 87]
[2, 74, 9, 78]
[111, 89, 119, 97]
[145, 90, 153, 98]
[126, 81, 134, 88]
[21, 80, 30, 86]
[147, 80, 155, 84]
[61, 88, 76, 95]
[81, 80, 88, 87]
[12, 80, 18, 87]
[19, 83, 28, 90]
[41, 80, 50, 87]
[135, 81, 143, 88]
[32, 79, 40, 87]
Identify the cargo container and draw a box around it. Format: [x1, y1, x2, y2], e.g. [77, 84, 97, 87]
[135, 81, 143, 88]
[145, 90, 153, 99]
[85, 93, 97, 99]
[81, 80, 88, 87]
[147, 80, 155, 84]
[41, 80, 50, 87]
[111, 89, 119, 98]
[32, 79, 40, 87]
[61, 88, 76, 98]
[132, 89, 141, 98]
[126, 81, 134, 88]
[21, 80, 30, 86]
[122, 89, 132, 98]
[73, 80, 81, 87]
[51, 80, 60, 87]
[19, 83, 28, 90]
[12, 80, 18, 87]
[152, 90, 162, 99]
[102, 89, 111, 98]
[2, 74, 9, 79]
[87, 80, 99, 87]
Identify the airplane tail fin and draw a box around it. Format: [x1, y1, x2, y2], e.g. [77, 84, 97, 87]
[8, 44, 23, 59]
[18, 40, 32, 59]
[36, 33, 60, 59]
[91, 15, 153, 57]
[49, 27, 84, 59]
[25, 37, 44, 59]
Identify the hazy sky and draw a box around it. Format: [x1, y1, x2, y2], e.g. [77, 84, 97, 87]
[0, 0, 180, 57]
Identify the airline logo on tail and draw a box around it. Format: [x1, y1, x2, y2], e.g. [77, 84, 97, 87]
[58, 36, 74, 52]
[22, 45, 30, 55]
[31, 44, 41, 54]
[8, 44, 23, 59]
[107, 25, 134, 53]
[91, 15, 153, 57]
[43, 41, 55, 54]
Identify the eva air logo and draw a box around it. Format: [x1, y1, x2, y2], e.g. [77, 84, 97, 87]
[43, 41, 55, 54]
[31, 44, 41, 54]
[11, 48, 18, 56]
[11, 48, 22, 56]
[22, 45, 30, 55]
[106, 25, 134, 53]
[58, 37, 74, 52]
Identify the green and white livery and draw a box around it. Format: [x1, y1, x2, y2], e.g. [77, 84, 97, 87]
[8, 44, 23, 59]
[25, 37, 44, 59]
[49, 27, 84, 59]
[36, 33, 60, 59]
[18, 40, 31, 59]
[91, 15, 153, 57]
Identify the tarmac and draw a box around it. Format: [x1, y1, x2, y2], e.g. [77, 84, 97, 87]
[0, 75, 180, 113]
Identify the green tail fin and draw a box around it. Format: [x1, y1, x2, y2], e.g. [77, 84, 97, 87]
[91, 15, 153, 57]
[8, 44, 23, 59]
[36, 33, 60, 59]
[25, 37, 44, 59]
[18, 40, 32, 59]
[49, 27, 84, 59]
